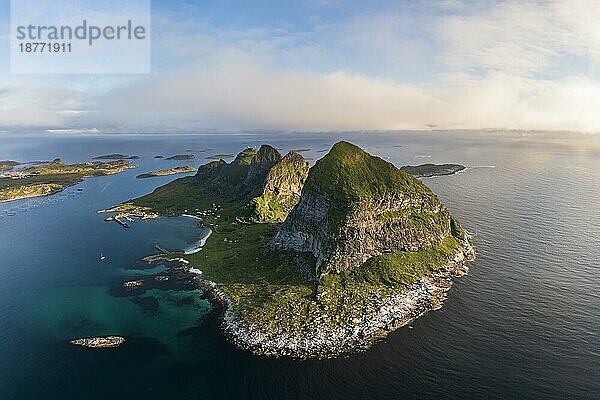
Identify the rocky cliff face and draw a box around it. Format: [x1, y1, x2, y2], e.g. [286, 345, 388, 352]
[192, 145, 309, 222]
[194, 145, 282, 201]
[272, 141, 456, 278]
[250, 151, 309, 222]
[242, 145, 282, 188]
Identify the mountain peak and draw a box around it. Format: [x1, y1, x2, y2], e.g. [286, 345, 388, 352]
[310, 141, 429, 204]
[273, 142, 452, 276]
[256, 144, 281, 164]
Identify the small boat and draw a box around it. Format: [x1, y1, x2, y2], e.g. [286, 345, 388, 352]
[100, 252, 107, 261]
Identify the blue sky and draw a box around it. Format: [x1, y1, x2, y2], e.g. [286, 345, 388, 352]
[1, 0, 600, 132]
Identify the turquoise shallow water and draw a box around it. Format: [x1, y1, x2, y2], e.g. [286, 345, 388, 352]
[0, 132, 599, 399]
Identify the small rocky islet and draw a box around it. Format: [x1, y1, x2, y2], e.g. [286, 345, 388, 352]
[100, 141, 474, 359]
[400, 163, 466, 177]
[70, 336, 126, 348]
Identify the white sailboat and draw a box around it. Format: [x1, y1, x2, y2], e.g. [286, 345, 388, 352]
[100, 252, 107, 261]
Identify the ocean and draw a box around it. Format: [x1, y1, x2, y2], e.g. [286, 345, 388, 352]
[0, 131, 598, 399]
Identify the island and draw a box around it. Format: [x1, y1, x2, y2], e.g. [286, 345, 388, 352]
[400, 163, 466, 177]
[97, 203, 159, 220]
[0, 160, 20, 172]
[0, 158, 135, 203]
[70, 336, 126, 348]
[93, 154, 139, 160]
[104, 142, 474, 358]
[205, 154, 234, 160]
[166, 154, 195, 160]
[136, 166, 197, 179]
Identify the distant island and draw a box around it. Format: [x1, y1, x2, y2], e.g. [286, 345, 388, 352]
[136, 166, 197, 179]
[400, 163, 466, 177]
[93, 154, 139, 160]
[0, 160, 21, 171]
[104, 142, 474, 358]
[205, 154, 234, 160]
[166, 154, 195, 160]
[0, 158, 135, 203]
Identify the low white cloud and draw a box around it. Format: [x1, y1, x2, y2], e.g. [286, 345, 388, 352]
[2, 0, 600, 132]
[83, 50, 600, 132]
[0, 83, 85, 127]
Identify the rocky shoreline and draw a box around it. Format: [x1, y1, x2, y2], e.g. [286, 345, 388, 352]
[199, 237, 475, 359]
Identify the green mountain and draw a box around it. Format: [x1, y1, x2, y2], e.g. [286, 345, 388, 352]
[132, 145, 308, 222]
[192, 145, 282, 201]
[273, 141, 458, 279]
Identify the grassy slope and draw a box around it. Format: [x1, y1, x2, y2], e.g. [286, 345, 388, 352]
[310, 141, 435, 203]
[348, 236, 461, 286]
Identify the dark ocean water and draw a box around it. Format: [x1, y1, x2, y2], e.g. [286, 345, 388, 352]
[0, 131, 598, 399]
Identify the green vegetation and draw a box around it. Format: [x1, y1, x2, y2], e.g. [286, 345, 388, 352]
[0, 158, 134, 203]
[136, 165, 197, 179]
[19, 158, 133, 177]
[132, 146, 287, 217]
[115, 142, 470, 340]
[132, 176, 224, 215]
[409, 211, 451, 233]
[309, 141, 438, 204]
[250, 192, 288, 222]
[400, 163, 465, 177]
[249, 151, 309, 222]
[166, 154, 195, 160]
[182, 222, 311, 285]
[348, 236, 461, 286]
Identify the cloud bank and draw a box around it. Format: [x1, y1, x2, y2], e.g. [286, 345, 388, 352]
[3, 0, 600, 132]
